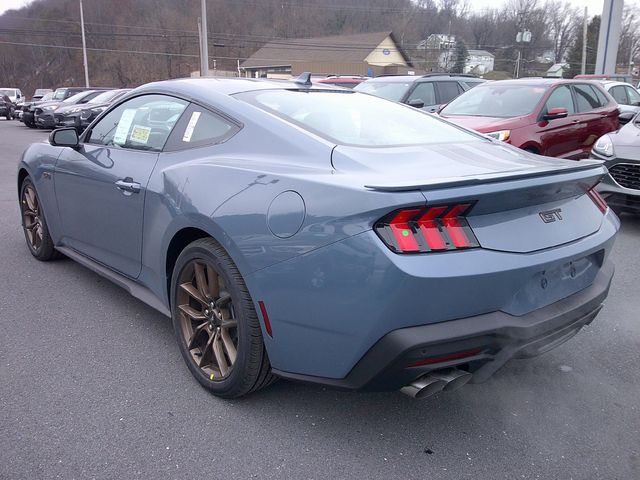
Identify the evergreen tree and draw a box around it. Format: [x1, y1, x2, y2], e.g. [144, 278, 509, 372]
[450, 40, 469, 74]
[567, 16, 600, 78]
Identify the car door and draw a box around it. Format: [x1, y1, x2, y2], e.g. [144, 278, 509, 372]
[435, 81, 464, 110]
[535, 85, 580, 158]
[624, 85, 640, 113]
[54, 94, 188, 278]
[405, 82, 437, 112]
[571, 84, 610, 156]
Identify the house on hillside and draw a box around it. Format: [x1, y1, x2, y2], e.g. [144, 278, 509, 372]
[465, 50, 495, 74]
[437, 48, 494, 74]
[418, 34, 456, 50]
[240, 31, 413, 78]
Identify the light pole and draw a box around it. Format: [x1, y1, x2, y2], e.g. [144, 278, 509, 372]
[199, 0, 209, 76]
[79, 0, 89, 87]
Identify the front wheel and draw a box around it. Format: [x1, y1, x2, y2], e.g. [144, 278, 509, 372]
[171, 238, 276, 398]
[19, 177, 59, 261]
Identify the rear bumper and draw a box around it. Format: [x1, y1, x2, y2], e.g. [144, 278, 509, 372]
[274, 260, 613, 391]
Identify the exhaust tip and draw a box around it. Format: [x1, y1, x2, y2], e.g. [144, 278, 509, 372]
[400, 376, 447, 399]
[431, 368, 473, 392]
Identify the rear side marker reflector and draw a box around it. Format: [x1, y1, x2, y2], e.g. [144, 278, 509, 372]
[375, 203, 479, 254]
[258, 301, 273, 337]
[587, 188, 608, 214]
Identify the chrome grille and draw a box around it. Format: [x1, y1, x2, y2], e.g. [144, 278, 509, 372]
[609, 163, 640, 190]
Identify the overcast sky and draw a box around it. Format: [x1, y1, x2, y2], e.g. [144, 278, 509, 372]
[0, 0, 638, 17]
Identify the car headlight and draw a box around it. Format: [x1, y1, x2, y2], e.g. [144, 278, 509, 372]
[593, 135, 615, 157]
[485, 130, 511, 142]
[42, 105, 57, 111]
[69, 107, 83, 113]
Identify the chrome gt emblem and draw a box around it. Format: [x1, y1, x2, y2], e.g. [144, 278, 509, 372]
[539, 208, 563, 223]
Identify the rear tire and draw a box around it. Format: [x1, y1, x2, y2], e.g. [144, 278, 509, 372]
[171, 238, 277, 398]
[19, 177, 60, 261]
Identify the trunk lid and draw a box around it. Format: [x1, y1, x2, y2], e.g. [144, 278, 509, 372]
[332, 141, 607, 253]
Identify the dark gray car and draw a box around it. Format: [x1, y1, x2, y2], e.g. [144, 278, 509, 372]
[354, 74, 485, 112]
[592, 112, 640, 214]
[18, 77, 619, 399]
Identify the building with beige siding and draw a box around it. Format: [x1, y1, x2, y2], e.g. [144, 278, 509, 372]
[240, 31, 414, 78]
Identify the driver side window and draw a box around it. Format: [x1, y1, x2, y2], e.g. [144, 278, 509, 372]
[544, 86, 575, 115]
[87, 94, 188, 152]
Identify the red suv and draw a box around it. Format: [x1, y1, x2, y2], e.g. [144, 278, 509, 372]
[439, 79, 619, 159]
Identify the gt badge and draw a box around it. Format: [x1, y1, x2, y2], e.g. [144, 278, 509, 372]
[539, 208, 563, 223]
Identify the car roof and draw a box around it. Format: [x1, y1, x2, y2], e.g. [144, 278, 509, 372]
[474, 78, 605, 88]
[364, 74, 482, 84]
[134, 77, 346, 97]
[599, 80, 635, 88]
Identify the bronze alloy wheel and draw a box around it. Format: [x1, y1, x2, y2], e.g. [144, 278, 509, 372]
[21, 183, 44, 253]
[176, 260, 239, 381]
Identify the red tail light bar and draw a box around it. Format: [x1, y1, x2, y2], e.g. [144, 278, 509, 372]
[375, 203, 480, 254]
[587, 188, 608, 214]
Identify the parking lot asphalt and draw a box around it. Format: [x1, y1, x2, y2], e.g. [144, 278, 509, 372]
[0, 119, 639, 480]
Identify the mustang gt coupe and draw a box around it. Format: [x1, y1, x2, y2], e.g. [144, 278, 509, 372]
[18, 77, 619, 399]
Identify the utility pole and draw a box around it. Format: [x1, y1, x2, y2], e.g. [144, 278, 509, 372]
[581, 7, 588, 75]
[199, 0, 209, 77]
[79, 0, 89, 87]
[515, 30, 531, 78]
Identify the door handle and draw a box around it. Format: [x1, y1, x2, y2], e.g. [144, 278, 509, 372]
[115, 177, 141, 194]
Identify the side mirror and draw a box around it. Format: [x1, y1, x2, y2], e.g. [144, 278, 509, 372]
[543, 107, 568, 121]
[407, 99, 425, 109]
[49, 127, 79, 148]
[619, 111, 635, 125]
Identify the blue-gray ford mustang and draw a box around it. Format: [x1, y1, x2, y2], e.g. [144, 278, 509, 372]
[17, 77, 620, 399]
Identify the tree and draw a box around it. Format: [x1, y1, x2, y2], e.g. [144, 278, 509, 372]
[566, 15, 600, 78]
[546, 0, 580, 63]
[450, 39, 468, 73]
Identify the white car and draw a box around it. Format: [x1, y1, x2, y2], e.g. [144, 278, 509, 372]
[600, 80, 640, 120]
[0, 87, 24, 104]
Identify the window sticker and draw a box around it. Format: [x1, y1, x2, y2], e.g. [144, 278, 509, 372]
[129, 124, 151, 144]
[182, 111, 202, 142]
[113, 108, 136, 145]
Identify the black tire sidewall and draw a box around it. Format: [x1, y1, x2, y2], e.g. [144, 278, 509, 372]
[19, 177, 54, 259]
[170, 241, 256, 396]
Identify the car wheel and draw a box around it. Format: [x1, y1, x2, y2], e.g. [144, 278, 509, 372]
[25, 119, 35, 128]
[171, 238, 277, 398]
[19, 177, 59, 261]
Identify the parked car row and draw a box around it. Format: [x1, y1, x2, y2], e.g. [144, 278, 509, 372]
[351, 74, 640, 215]
[14, 86, 131, 132]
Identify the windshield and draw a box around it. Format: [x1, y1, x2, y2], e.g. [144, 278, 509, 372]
[89, 90, 122, 104]
[237, 90, 480, 147]
[53, 89, 68, 100]
[0, 89, 16, 97]
[63, 91, 92, 103]
[441, 84, 547, 118]
[40, 92, 54, 101]
[354, 81, 412, 102]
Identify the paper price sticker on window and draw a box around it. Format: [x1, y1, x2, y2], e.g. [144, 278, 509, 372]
[130, 124, 151, 144]
[113, 109, 136, 145]
[182, 111, 201, 142]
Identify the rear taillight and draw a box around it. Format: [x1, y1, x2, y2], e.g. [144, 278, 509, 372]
[375, 203, 479, 253]
[587, 188, 608, 213]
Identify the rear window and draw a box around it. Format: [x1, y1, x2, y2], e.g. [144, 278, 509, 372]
[573, 84, 604, 112]
[353, 81, 412, 102]
[437, 81, 463, 103]
[441, 84, 547, 118]
[237, 89, 480, 147]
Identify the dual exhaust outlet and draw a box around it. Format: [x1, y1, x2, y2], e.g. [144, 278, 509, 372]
[401, 368, 472, 399]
